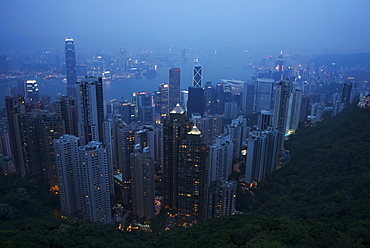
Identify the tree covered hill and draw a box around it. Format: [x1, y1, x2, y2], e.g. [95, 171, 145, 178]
[1, 103, 370, 247]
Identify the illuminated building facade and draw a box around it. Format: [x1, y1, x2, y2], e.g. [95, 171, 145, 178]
[65, 38, 78, 96]
[169, 68, 181, 111]
[77, 77, 104, 146]
[193, 59, 202, 87]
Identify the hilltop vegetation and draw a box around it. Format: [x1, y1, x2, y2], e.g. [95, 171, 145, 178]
[1, 104, 370, 247]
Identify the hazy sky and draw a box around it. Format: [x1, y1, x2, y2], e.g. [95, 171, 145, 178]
[1, 0, 370, 55]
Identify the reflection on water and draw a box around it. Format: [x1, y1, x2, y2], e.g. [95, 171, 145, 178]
[0, 54, 255, 107]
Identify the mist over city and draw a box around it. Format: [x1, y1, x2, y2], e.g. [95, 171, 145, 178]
[0, 1, 370, 247]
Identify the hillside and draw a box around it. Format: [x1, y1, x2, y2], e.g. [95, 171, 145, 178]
[1, 104, 370, 247]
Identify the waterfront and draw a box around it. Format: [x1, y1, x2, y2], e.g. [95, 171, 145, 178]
[0, 53, 255, 107]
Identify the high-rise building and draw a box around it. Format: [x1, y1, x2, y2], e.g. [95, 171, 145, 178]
[187, 87, 205, 117]
[242, 82, 256, 116]
[177, 125, 209, 225]
[341, 81, 353, 106]
[168, 68, 181, 111]
[65, 38, 78, 96]
[209, 135, 233, 182]
[244, 129, 279, 184]
[130, 145, 155, 220]
[272, 80, 292, 153]
[191, 114, 223, 146]
[286, 87, 302, 133]
[5, 96, 26, 176]
[255, 78, 275, 112]
[208, 179, 237, 219]
[77, 76, 104, 146]
[193, 59, 202, 88]
[204, 82, 216, 114]
[163, 104, 192, 212]
[54, 136, 112, 224]
[275, 51, 284, 72]
[224, 116, 248, 160]
[257, 110, 273, 131]
[26, 80, 40, 102]
[156, 83, 169, 123]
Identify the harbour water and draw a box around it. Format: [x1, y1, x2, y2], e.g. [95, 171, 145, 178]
[0, 54, 255, 107]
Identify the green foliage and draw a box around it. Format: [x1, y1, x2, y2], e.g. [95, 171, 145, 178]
[1, 104, 370, 247]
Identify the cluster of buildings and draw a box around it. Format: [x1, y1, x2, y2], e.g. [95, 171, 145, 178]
[0, 38, 369, 227]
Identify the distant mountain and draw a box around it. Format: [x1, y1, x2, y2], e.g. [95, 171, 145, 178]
[310, 53, 370, 67]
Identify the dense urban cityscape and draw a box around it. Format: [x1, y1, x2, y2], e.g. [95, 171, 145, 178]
[1, 0, 370, 247]
[0, 37, 369, 228]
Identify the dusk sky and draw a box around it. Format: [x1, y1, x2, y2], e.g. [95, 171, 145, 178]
[1, 0, 370, 55]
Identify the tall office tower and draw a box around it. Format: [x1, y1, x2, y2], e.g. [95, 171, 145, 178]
[257, 110, 273, 131]
[255, 78, 275, 112]
[5, 96, 26, 176]
[224, 101, 238, 119]
[193, 59, 202, 87]
[168, 68, 181, 111]
[191, 114, 223, 146]
[75, 140, 112, 223]
[272, 80, 292, 153]
[341, 81, 353, 106]
[177, 125, 209, 225]
[26, 80, 40, 102]
[130, 145, 155, 220]
[299, 96, 310, 123]
[77, 76, 104, 146]
[163, 104, 192, 212]
[214, 83, 225, 114]
[114, 123, 135, 209]
[310, 103, 324, 123]
[19, 110, 64, 185]
[65, 38, 78, 96]
[244, 129, 279, 184]
[242, 82, 256, 116]
[204, 82, 215, 114]
[208, 178, 237, 219]
[136, 92, 155, 124]
[50, 95, 78, 136]
[53, 135, 81, 217]
[209, 135, 233, 182]
[224, 116, 248, 160]
[55, 137, 112, 224]
[286, 87, 302, 133]
[0, 54, 9, 75]
[275, 51, 284, 72]
[187, 87, 205, 118]
[156, 83, 169, 123]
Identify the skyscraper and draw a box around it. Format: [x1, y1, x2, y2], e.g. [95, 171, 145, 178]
[26, 80, 39, 102]
[54, 136, 112, 224]
[77, 76, 104, 145]
[242, 82, 256, 116]
[168, 68, 181, 111]
[187, 87, 205, 117]
[177, 125, 209, 225]
[65, 38, 78, 97]
[130, 145, 155, 220]
[193, 59, 202, 87]
[244, 129, 279, 184]
[255, 78, 275, 112]
[272, 80, 292, 153]
[163, 104, 192, 212]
